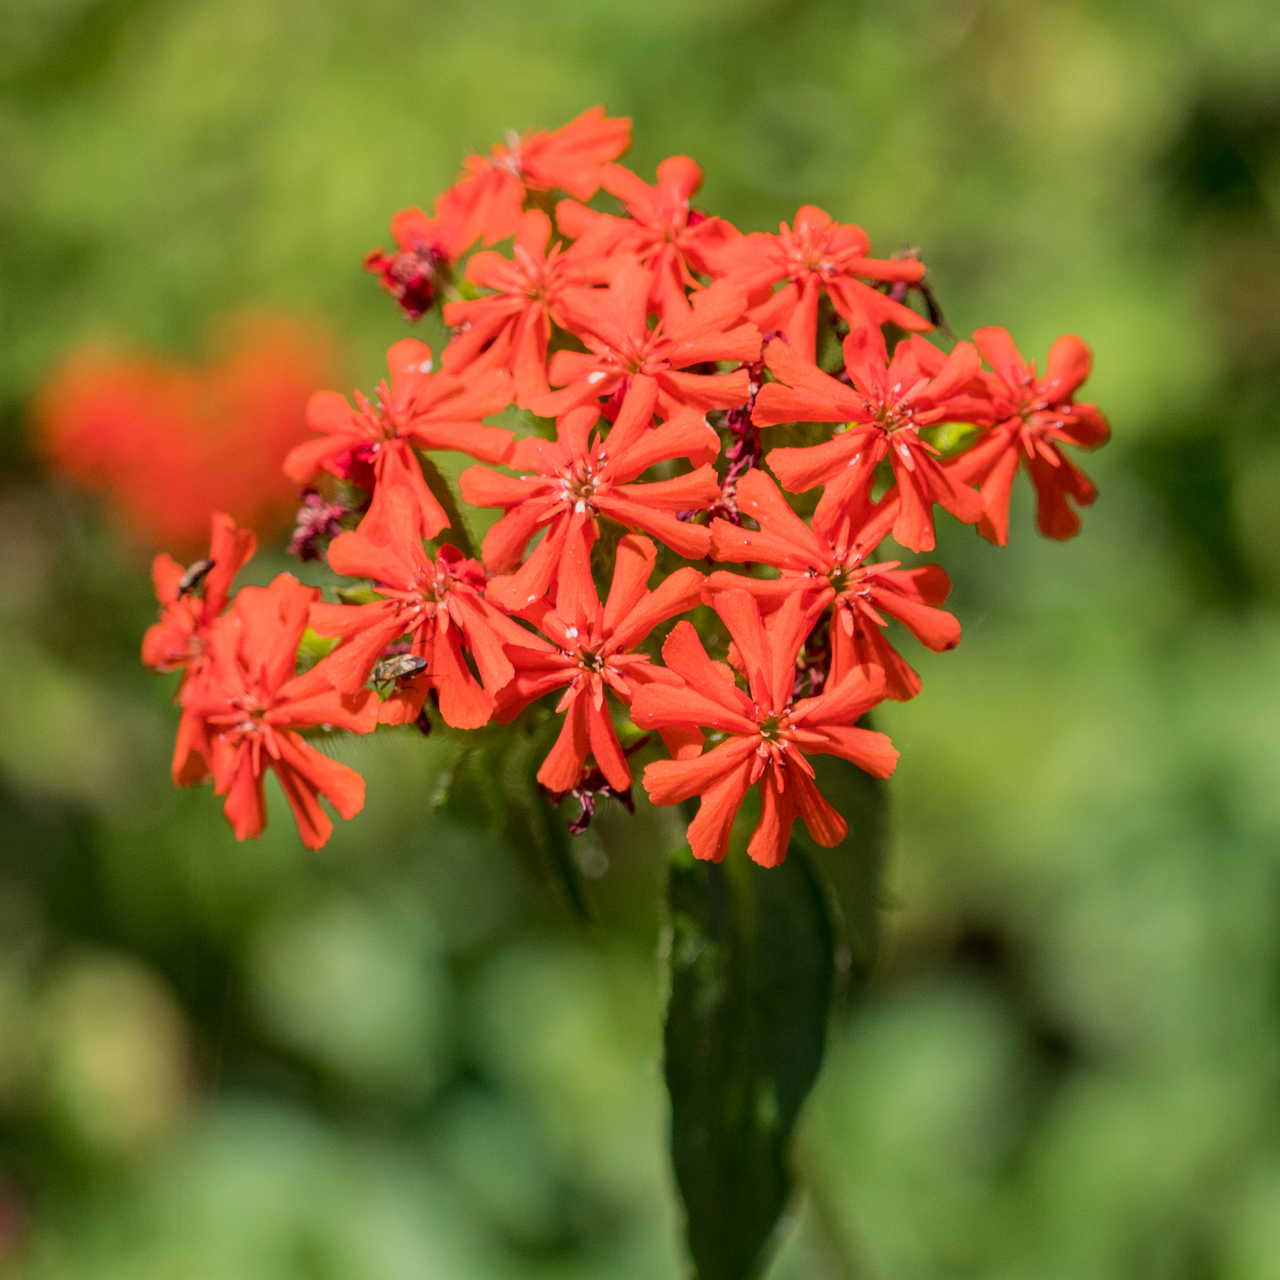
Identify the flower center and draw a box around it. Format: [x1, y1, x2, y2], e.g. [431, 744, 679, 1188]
[830, 561, 870, 596]
[401, 565, 451, 615]
[864, 389, 914, 434]
[558, 463, 599, 512]
[165, 628, 206, 668]
[352, 386, 404, 445]
[618, 325, 662, 376]
[1024, 400, 1071, 436]
[784, 223, 841, 279]
[758, 713, 786, 742]
[577, 647, 606, 673]
[223, 693, 267, 738]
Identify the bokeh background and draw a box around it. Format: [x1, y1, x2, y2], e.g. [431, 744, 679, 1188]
[3, 0, 1280, 1275]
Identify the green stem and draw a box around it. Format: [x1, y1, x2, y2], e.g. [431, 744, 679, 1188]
[792, 1135, 874, 1280]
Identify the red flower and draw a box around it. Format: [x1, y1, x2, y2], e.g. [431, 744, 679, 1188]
[632, 590, 898, 867]
[460, 377, 721, 610]
[285, 338, 513, 543]
[949, 328, 1111, 543]
[699, 205, 932, 362]
[493, 534, 704, 793]
[308, 484, 528, 730]
[364, 200, 479, 321]
[754, 328, 991, 552]
[530, 260, 761, 420]
[556, 156, 736, 315]
[705, 470, 959, 701]
[445, 106, 632, 248]
[142, 512, 258, 785]
[184, 574, 378, 850]
[441, 209, 625, 408]
[142, 513, 256, 675]
[35, 316, 334, 554]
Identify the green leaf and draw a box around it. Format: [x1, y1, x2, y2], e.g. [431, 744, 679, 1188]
[295, 626, 339, 674]
[664, 842, 834, 1280]
[417, 453, 478, 559]
[333, 582, 380, 606]
[663, 752, 890, 1279]
[925, 421, 979, 457]
[790, 751, 891, 997]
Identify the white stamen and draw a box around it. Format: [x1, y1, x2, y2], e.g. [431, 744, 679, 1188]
[587, 371, 607, 385]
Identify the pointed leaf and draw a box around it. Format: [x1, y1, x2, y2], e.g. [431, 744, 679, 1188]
[787, 744, 890, 995]
[664, 829, 833, 1280]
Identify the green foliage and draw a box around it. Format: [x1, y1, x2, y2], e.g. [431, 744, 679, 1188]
[3, 0, 1280, 1276]
[419, 452, 478, 560]
[441, 710, 590, 920]
[665, 848, 832, 1280]
[793, 752, 890, 996]
[294, 624, 338, 673]
[663, 754, 889, 1279]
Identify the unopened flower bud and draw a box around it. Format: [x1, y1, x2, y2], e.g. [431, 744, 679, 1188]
[363, 242, 449, 321]
[288, 489, 347, 561]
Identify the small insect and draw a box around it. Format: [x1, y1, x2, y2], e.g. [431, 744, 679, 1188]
[178, 558, 216, 597]
[371, 654, 429, 692]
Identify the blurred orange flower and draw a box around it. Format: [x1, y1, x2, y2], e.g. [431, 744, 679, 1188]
[33, 315, 337, 555]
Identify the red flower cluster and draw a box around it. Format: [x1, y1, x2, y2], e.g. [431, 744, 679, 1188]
[143, 514, 377, 847]
[145, 110, 1110, 863]
[37, 316, 335, 554]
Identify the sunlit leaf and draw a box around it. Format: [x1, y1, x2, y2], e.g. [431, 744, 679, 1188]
[295, 626, 339, 674]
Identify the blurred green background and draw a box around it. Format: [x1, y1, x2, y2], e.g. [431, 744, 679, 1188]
[3, 0, 1280, 1275]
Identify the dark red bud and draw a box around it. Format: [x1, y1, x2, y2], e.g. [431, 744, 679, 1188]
[288, 490, 347, 561]
[363, 241, 449, 321]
